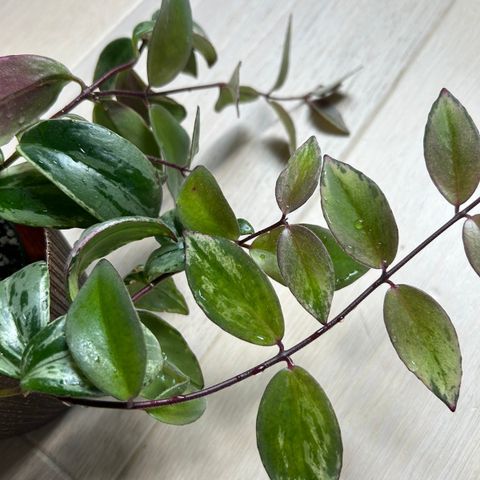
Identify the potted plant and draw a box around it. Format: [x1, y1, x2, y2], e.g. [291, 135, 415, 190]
[1, 1, 479, 478]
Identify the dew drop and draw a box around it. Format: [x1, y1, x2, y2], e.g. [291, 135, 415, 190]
[354, 219, 364, 230]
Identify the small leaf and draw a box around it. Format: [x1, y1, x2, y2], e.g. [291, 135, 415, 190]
[185, 232, 284, 346]
[93, 38, 136, 91]
[257, 366, 343, 480]
[278, 225, 334, 324]
[250, 226, 286, 285]
[93, 100, 159, 156]
[115, 70, 149, 121]
[192, 33, 217, 67]
[18, 118, 162, 222]
[321, 156, 398, 268]
[0, 55, 73, 145]
[132, 20, 155, 46]
[177, 166, 240, 240]
[67, 216, 174, 299]
[238, 218, 255, 235]
[149, 104, 190, 199]
[269, 100, 296, 154]
[149, 96, 187, 123]
[463, 214, 480, 276]
[275, 136, 321, 214]
[0, 162, 96, 228]
[188, 107, 200, 165]
[66, 260, 146, 400]
[147, 0, 193, 87]
[142, 324, 164, 388]
[269, 16, 291, 93]
[309, 97, 349, 135]
[144, 242, 185, 280]
[21, 317, 100, 397]
[228, 62, 241, 117]
[424, 89, 480, 206]
[215, 85, 259, 112]
[383, 285, 462, 411]
[302, 224, 368, 290]
[183, 50, 198, 77]
[126, 276, 189, 315]
[0, 262, 50, 378]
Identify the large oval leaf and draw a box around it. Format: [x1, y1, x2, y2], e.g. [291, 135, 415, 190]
[147, 0, 193, 87]
[0, 262, 50, 378]
[21, 316, 100, 397]
[17, 118, 162, 221]
[463, 214, 480, 276]
[0, 162, 96, 228]
[257, 367, 343, 480]
[66, 260, 146, 400]
[185, 232, 284, 346]
[321, 156, 398, 268]
[424, 89, 480, 206]
[275, 136, 321, 214]
[67, 216, 174, 299]
[0, 55, 73, 145]
[302, 224, 369, 290]
[177, 166, 240, 240]
[278, 225, 334, 324]
[383, 284, 462, 411]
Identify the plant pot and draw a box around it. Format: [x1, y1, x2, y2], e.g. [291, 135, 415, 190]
[0, 222, 71, 438]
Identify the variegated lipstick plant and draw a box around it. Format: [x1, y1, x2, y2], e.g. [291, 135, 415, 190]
[0, 1, 478, 479]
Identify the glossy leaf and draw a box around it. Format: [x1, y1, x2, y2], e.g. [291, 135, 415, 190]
[257, 367, 343, 480]
[93, 100, 159, 156]
[0, 162, 96, 228]
[67, 216, 174, 299]
[384, 285, 462, 411]
[66, 260, 146, 400]
[0, 55, 73, 145]
[0, 262, 49, 378]
[424, 89, 480, 206]
[93, 38, 136, 91]
[276, 136, 321, 214]
[21, 317, 100, 397]
[302, 224, 368, 290]
[269, 16, 291, 93]
[250, 226, 286, 285]
[278, 225, 334, 324]
[321, 156, 398, 268]
[18, 118, 162, 221]
[126, 276, 189, 315]
[144, 242, 185, 280]
[177, 166, 240, 240]
[309, 98, 349, 135]
[147, 0, 193, 87]
[238, 218, 255, 235]
[192, 33, 217, 67]
[215, 85, 259, 112]
[462, 214, 480, 276]
[269, 100, 296, 154]
[185, 232, 284, 345]
[142, 324, 164, 388]
[150, 104, 190, 199]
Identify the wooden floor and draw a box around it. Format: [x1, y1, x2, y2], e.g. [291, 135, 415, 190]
[1, 0, 480, 478]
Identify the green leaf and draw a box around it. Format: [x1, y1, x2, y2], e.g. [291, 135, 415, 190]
[66, 260, 146, 400]
[147, 0, 193, 87]
[192, 33, 217, 67]
[269, 16, 291, 93]
[93, 100, 159, 156]
[250, 226, 286, 285]
[126, 276, 189, 315]
[115, 70, 149, 121]
[67, 216, 174, 299]
[269, 100, 296, 154]
[257, 366, 343, 480]
[177, 166, 240, 240]
[463, 214, 480, 276]
[132, 20, 155, 47]
[214, 63, 242, 116]
[149, 104, 190, 199]
[309, 98, 349, 135]
[321, 155, 398, 269]
[144, 242, 185, 280]
[0, 162, 96, 228]
[183, 50, 198, 77]
[93, 38, 136, 91]
[18, 118, 162, 221]
[0, 55, 73, 145]
[302, 224, 369, 290]
[238, 218, 254, 235]
[424, 89, 480, 206]
[278, 225, 334, 324]
[383, 284, 462, 411]
[214, 85, 259, 112]
[0, 262, 50, 378]
[276, 136, 321, 214]
[188, 107, 200, 165]
[185, 232, 284, 345]
[142, 324, 164, 388]
[149, 96, 187, 123]
[21, 316, 100, 397]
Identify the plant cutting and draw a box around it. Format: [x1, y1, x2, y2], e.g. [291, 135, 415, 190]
[0, 1, 478, 479]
